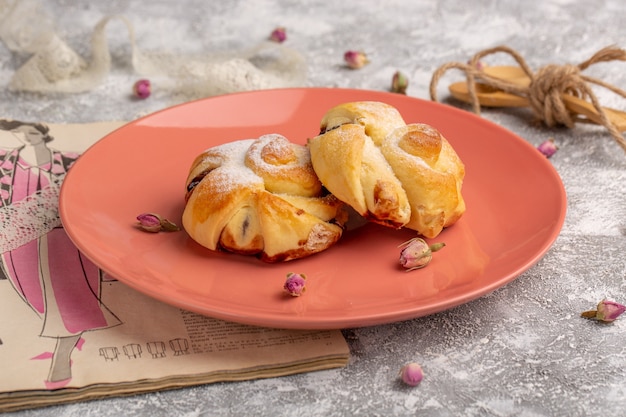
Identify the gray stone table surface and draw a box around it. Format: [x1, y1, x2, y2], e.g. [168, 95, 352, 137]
[1, 0, 625, 416]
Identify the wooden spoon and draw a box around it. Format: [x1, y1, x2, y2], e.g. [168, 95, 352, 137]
[448, 65, 626, 132]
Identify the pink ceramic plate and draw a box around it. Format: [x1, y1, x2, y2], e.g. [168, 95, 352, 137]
[60, 88, 566, 329]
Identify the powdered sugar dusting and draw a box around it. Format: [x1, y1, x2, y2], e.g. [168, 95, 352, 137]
[199, 139, 254, 169]
[353, 101, 405, 129]
[246, 133, 313, 174]
[195, 139, 263, 193]
[382, 125, 430, 170]
[245, 133, 320, 196]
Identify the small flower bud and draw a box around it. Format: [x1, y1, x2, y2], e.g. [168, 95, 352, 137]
[537, 139, 558, 158]
[137, 213, 162, 232]
[344, 50, 369, 69]
[269, 27, 287, 43]
[133, 79, 151, 99]
[597, 300, 626, 321]
[399, 362, 423, 387]
[136, 213, 180, 233]
[391, 71, 409, 94]
[284, 272, 306, 296]
[582, 299, 626, 323]
[399, 238, 445, 272]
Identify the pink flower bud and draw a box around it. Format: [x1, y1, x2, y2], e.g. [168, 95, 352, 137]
[137, 213, 162, 232]
[284, 272, 306, 296]
[136, 213, 180, 233]
[399, 362, 423, 386]
[133, 79, 151, 99]
[597, 300, 626, 321]
[582, 299, 626, 323]
[399, 238, 445, 272]
[391, 71, 409, 94]
[269, 27, 287, 43]
[537, 139, 558, 158]
[344, 50, 369, 69]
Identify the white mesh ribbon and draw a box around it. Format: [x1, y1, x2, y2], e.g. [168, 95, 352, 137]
[0, 0, 55, 53]
[0, 175, 63, 253]
[0, 0, 307, 97]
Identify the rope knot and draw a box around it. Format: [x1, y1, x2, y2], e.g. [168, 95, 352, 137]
[528, 63, 585, 128]
[429, 45, 626, 152]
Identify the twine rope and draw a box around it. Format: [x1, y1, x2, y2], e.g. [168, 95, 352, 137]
[429, 45, 626, 151]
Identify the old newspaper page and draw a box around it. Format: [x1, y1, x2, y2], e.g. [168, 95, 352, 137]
[0, 120, 349, 412]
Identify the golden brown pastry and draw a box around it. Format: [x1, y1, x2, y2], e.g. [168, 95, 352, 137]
[309, 101, 465, 238]
[183, 134, 347, 262]
[308, 123, 411, 229]
[320, 101, 407, 146]
[382, 123, 465, 238]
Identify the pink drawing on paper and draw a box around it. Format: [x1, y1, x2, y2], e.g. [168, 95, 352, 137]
[0, 120, 121, 388]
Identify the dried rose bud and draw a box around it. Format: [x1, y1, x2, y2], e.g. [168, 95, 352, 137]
[136, 213, 180, 233]
[137, 213, 162, 232]
[399, 362, 423, 386]
[581, 299, 626, 323]
[391, 71, 409, 94]
[537, 138, 558, 158]
[344, 50, 369, 69]
[597, 300, 626, 321]
[133, 79, 151, 99]
[399, 237, 445, 272]
[284, 272, 306, 296]
[269, 27, 287, 43]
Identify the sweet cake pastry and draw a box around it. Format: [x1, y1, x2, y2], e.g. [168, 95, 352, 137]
[308, 101, 465, 238]
[182, 134, 347, 262]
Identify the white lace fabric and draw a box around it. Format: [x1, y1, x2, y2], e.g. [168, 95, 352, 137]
[0, 1, 307, 97]
[0, 175, 62, 253]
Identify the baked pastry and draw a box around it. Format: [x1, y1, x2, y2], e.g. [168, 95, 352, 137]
[309, 101, 465, 238]
[381, 123, 465, 237]
[308, 123, 411, 229]
[183, 134, 347, 262]
[320, 101, 407, 146]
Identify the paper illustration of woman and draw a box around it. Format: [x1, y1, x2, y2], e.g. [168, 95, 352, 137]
[0, 119, 120, 388]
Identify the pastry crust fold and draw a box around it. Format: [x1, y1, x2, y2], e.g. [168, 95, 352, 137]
[183, 134, 346, 262]
[309, 101, 465, 238]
